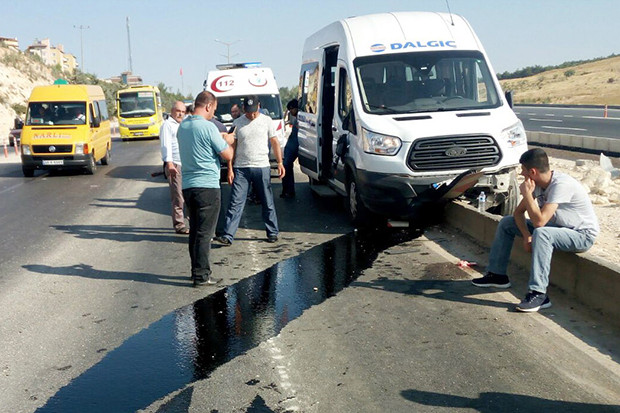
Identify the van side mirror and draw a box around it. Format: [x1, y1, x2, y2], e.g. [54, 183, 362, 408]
[505, 90, 514, 108]
[91, 117, 100, 128]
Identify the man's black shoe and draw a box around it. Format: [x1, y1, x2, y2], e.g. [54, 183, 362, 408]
[516, 291, 552, 312]
[266, 235, 278, 243]
[193, 277, 222, 287]
[472, 272, 511, 288]
[213, 236, 232, 246]
[280, 192, 295, 199]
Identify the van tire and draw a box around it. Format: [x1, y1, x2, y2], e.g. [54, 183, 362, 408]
[101, 147, 111, 165]
[22, 167, 34, 177]
[347, 177, 373, 227]
[85, 153, 97, 175]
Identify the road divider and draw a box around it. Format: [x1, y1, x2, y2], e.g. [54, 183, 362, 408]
[528, 130, 620, 157]
[444, 201, 620, 327]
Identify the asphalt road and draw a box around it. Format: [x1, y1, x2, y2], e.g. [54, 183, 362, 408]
[0, 138, 619, 412]
[515, 105, 620, 139]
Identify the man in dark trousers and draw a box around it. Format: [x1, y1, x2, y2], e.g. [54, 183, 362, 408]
[177, 91, 233, 286]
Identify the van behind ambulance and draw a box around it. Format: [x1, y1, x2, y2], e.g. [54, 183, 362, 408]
[204, 63, 286, 158]
[20, 84, 112, 177]
[297, 12, 527, 226]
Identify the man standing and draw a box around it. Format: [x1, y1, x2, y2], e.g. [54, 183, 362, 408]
[177, 92, 233, 286]
[160, 101, 188, 234]
[472, 148, 599, 312]
[214, 95, 285, 246]
[280, 99, 299, 198]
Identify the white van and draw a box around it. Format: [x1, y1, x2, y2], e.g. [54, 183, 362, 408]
[204, 62, 286, 150]
[297, 11, 527, 226]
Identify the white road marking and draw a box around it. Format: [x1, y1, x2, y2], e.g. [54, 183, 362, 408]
[583, 116, 620, 121]
[541, 126, 588, 131]
[530, 118, 563, 123]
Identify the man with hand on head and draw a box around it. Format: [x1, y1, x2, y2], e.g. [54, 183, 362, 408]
[472, 148, 599, 312]
[214, 95, 285, 246]
[177, 92, 234, 287]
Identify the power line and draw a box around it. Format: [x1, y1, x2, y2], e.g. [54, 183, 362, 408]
[214, 39, 239, 63]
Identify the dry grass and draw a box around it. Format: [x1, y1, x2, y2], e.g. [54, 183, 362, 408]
[500, 56, 620, 105]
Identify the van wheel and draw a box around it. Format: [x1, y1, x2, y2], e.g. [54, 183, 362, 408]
[85, 153, 97, 175]
[22, 167, 34, 177]
[347, 178, 372, 227]
[101, 147, 111, 165]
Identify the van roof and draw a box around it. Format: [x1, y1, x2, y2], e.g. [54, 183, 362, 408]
[117, 85, 160, 94]
[310, 12, 483, 58]
[28, 84, 105, 102]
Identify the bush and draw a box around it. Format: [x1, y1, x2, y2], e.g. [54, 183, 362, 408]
[564, 69, 575, 78]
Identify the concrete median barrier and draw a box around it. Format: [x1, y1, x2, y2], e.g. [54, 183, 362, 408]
[528, 131, 620, 157]
[444, 201, 620, 325]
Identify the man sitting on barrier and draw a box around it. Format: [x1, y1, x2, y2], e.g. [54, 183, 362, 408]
[472, 148, 599, 312]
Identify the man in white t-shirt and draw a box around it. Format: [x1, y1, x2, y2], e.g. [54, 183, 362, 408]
[472, 148, 599, 312]
[214, 95, 285, 245]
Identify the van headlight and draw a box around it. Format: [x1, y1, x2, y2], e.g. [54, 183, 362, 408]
[361, 128, 401, 155]
[502, 121, 527, 147]
[119, 119, 127, 127]
[22, 145, 31, 155]
[75, 143, 84, 155]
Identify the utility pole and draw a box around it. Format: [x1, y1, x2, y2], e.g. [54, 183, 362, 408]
[126, 17, 133, 73]
[214, 39, 239, 63]
[73, 24, 90, 72]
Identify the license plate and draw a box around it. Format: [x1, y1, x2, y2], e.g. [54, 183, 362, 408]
[133, 132, 144, 136]
[42, 160, 64, 166]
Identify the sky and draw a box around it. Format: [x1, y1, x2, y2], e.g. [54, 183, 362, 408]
[2, 0, 619, 98]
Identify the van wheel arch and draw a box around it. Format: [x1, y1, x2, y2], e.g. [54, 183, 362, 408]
[85, 151, 97, 175]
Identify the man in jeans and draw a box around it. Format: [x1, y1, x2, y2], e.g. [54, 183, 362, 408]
[214, 95, 285, 246]
[177, 91, 233, 286]
[472, 148, 599, 312]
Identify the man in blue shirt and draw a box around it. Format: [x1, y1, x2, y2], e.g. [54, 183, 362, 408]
[177, 91, 233, 287]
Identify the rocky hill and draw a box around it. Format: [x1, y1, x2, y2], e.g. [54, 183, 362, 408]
[499, 55, 620, 105]
[0, 47, 54, 145]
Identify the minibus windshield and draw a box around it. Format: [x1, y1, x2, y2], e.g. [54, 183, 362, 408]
[214, 94, 283, 123]
[354, 50, 501, 114]
[26, 102, 87, 126]
[118, 92, 156, 118]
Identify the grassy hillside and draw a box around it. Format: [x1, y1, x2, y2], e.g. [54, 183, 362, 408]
[499, 56, 620, 105]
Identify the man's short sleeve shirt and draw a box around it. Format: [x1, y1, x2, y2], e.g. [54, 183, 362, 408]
[177, 115, 228, 189]
[231, 113, 276, 168]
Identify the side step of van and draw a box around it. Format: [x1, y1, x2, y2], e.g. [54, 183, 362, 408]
[309, 184, 339, 197]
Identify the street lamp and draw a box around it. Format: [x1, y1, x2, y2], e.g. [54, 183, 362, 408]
[73, 24, 90, 72]
[214, 39, 239, 63]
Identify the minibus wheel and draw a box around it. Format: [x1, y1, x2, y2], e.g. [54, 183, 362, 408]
[101, 147, 111, 165]
[22, 166, 34, 177]
[347, 177, 373, 226]
[85, 153, 97, 175]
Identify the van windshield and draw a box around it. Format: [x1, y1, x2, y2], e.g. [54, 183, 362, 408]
[354, 50, 501, 114]
[213, 94, 283, 123]
[118, 92, 156, 118]
[26, 102, 87, 126]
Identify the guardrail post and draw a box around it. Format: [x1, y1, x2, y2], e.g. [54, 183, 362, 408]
[3, 144, 8, 158]
[604, 104, 608, 118]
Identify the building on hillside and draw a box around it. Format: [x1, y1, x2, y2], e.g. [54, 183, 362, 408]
[106, 71, 143, 86]
[26, 38, 78, 73]
[0, 36, 19, 51]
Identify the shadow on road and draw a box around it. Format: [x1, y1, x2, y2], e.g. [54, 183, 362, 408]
[401, 388, 620, 412]
[22, 263, 192, 287]
[51, 224, 186, 244]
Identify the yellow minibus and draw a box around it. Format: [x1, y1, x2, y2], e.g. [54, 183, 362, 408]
[20, 84, 111, 176]
[116, 85, 163, 140]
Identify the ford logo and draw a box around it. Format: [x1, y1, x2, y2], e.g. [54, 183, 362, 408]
[445, 147, 467, 157]
[49, 145, 56, 153]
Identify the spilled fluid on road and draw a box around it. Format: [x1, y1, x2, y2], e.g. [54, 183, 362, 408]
[36, 229, 413, 413]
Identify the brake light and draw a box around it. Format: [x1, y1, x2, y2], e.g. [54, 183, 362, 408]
[84, 143, 89, 154]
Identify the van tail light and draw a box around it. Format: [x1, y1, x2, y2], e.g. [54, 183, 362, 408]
[276, 121, 283, 131]
[84, 143, 89, 154]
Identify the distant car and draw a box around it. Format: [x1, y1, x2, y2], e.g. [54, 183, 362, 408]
[8, 128, 21, 146]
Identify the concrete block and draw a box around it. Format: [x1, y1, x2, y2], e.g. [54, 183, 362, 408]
[569, 134, 584, 149]
[581, 136, 598, 152]
[610, 139, 620, 154]
[549, 133, 561, 146]
[527, 131, 541, 144]
[595, 138, 611, 152]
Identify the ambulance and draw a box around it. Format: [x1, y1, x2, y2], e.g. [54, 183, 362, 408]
[203, 63, 286, 163]
[297, 12, 527, 226]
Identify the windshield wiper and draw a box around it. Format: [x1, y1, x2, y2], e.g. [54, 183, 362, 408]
[365, 103, 400, 114]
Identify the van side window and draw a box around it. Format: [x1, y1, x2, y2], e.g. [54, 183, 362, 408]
[338, 68, 353, 121]
[89, 103, 99, 124]
[97, 100, 109, 121]
[298, 62, 319, 114]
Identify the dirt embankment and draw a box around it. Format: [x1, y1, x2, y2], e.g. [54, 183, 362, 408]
[0, 47, 54, 145]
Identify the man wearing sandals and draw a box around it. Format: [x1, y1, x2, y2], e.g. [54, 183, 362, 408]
[161, 101, 189, 234]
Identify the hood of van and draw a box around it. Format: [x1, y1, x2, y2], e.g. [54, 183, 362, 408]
[360, 108, 519, 143]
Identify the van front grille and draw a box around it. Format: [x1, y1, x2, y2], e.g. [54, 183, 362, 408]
[33, 144, 73, 154]
[408, 135, 501, 171]
[128, 124, 149, 130]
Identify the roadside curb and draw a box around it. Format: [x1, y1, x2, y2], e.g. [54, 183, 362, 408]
[528, 131, 620, 157]
[444, 201, 620, 326]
